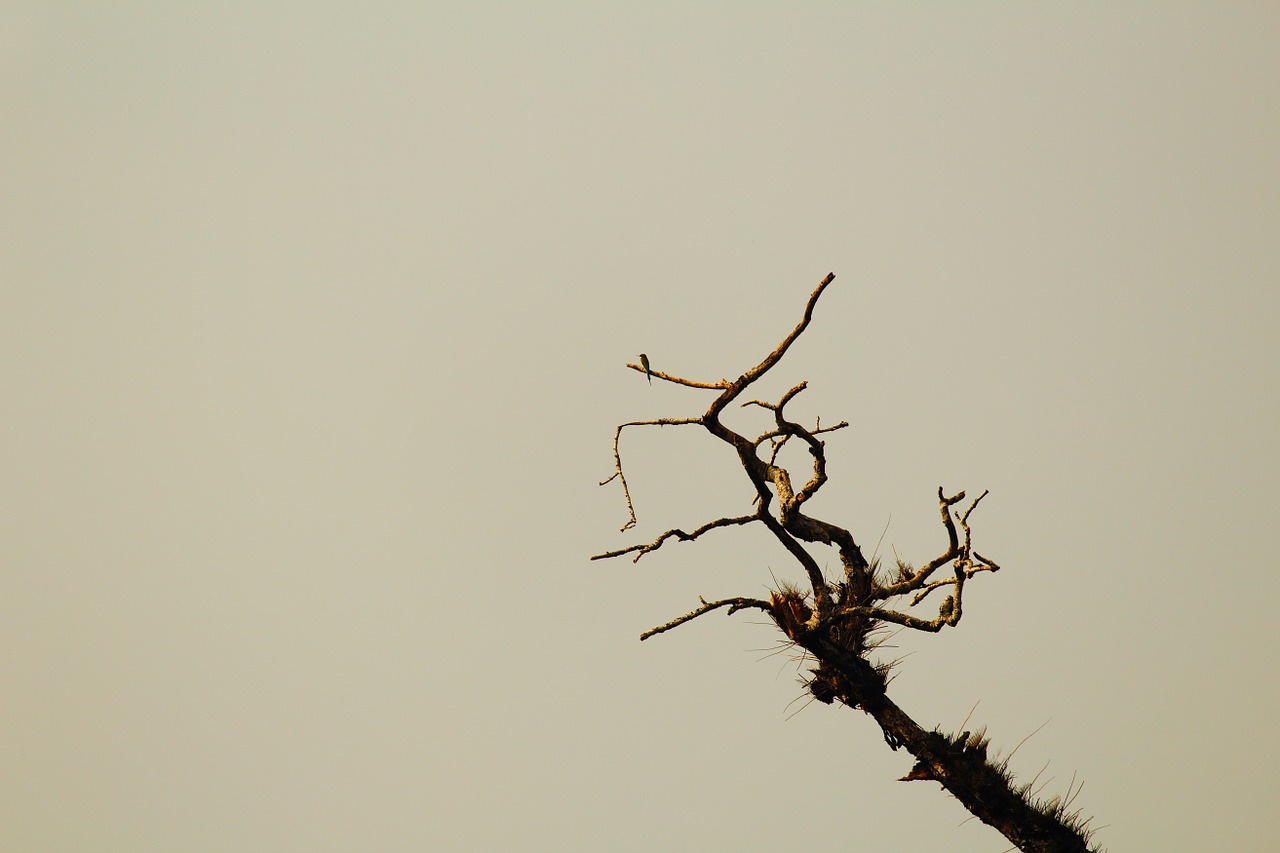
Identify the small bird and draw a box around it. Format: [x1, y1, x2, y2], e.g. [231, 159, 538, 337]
[639, 353, 652, 385]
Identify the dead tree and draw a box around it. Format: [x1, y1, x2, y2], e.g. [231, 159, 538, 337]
[593, 273, 1102, 853]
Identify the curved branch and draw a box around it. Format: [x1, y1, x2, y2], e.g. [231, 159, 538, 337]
[640, 596, 772, 641]
[874, 489, 967, 598]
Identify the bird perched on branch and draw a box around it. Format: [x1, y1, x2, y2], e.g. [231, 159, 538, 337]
[639, 353, 652, 385]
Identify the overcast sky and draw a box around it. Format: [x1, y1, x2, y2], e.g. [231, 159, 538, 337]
[4, 4, 1279, 851]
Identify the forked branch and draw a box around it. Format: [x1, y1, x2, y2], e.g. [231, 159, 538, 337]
[591, 272, 1099, 852]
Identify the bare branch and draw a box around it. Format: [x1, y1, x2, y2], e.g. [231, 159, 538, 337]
[813, 420, 849, 436]
[960, 489, 989, 525]
[590, 514, 759, 563]
[974, 552, 1001, 572]
[908, 559, 999, 606]
[873, 489, 968, 598]
[742, 381, 809, 413]
[640, 595, 772, 641]
[759, 432, 792, 468]
[826, 600, 962, 633]
[754, 420, 848, 467]
[759, 513, 832, 615]
[788, 430, 829, 511]
[706, 272, 835, 417]
[626, 361, 730, 390]
[910, 575, 961, 607]
[599, 417, 704, 531]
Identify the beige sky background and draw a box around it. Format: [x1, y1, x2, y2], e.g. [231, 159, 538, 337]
[4, 4, 1279, 851]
